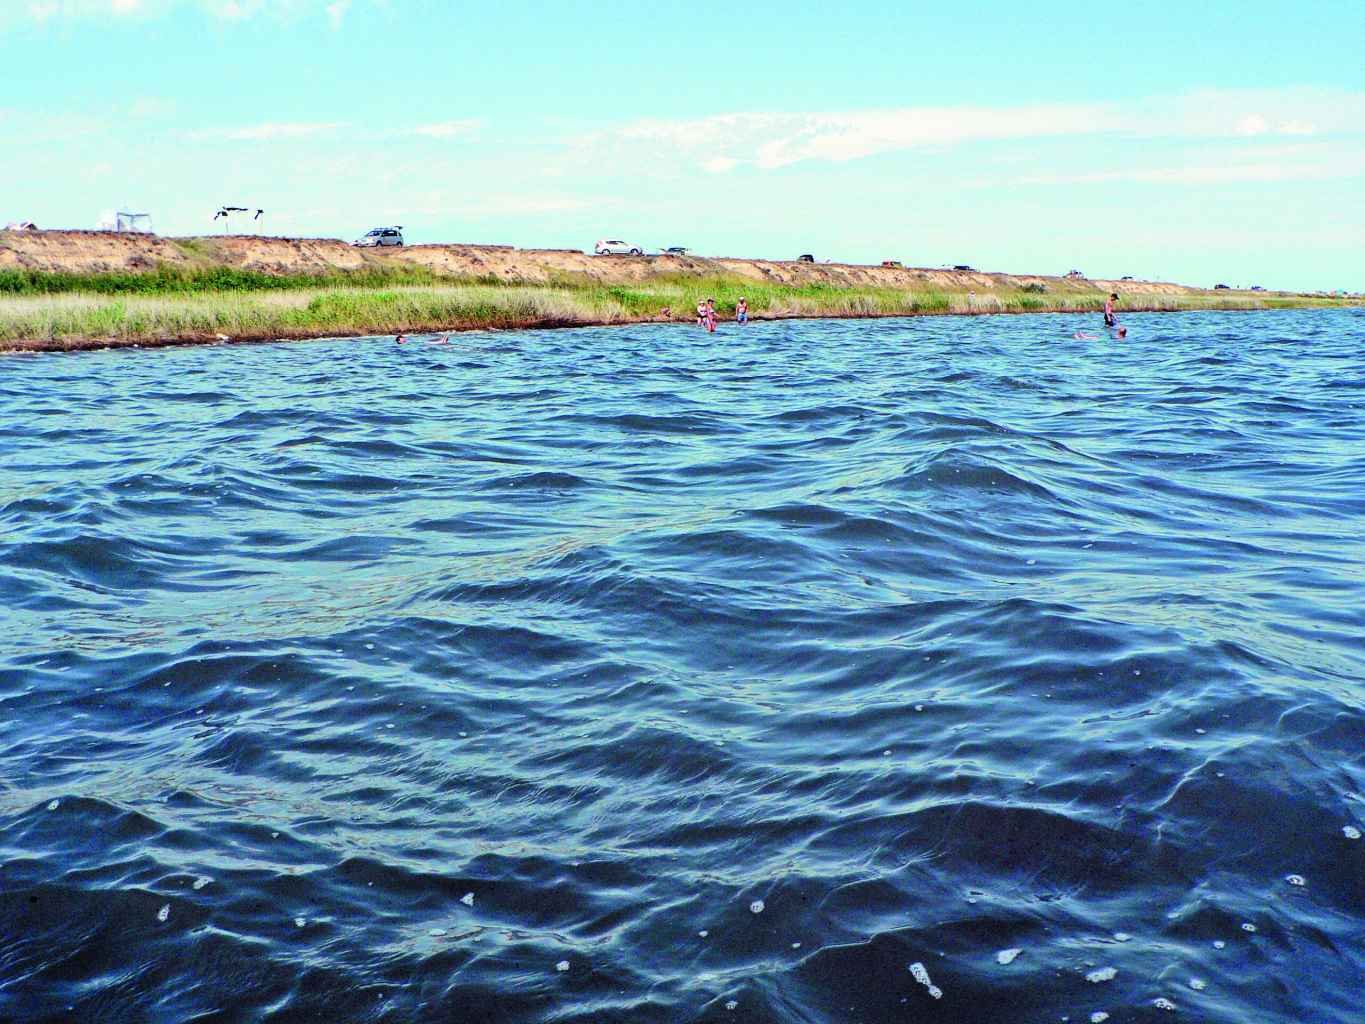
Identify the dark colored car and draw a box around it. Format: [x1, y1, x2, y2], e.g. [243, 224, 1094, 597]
[1214, 283, 1231, 290]
[1121, 275, 1135, 281]
[1250, 285, 1266, 292]
[881, 260, 903, 268]
[953, 264, 975, 272]
[797, 254, 815, 262]
[663, 247, 690, 256]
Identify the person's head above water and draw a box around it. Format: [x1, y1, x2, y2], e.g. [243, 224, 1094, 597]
[1110, 293, 1119, 301]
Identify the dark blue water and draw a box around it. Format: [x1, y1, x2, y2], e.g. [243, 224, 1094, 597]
[2, 310, 1363, 1023]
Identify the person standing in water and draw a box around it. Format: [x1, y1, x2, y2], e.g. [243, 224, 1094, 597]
[736, 297, 749, 324]
[704, 298, 717, 333]
[696, 298, 708, 328]
[1103, 292, 1119, 328]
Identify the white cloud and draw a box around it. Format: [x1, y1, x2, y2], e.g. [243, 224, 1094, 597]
[16, 0, 365, 23]
[408, 120, 480, 139]
[129, 96, 177, 118]
[589, 88, 1365, 174]
[189, 121, 344, 140]
[1014, 151, 1363, 187]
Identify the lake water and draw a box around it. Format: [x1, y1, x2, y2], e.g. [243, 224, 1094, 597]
[2, 309, 1362, 1023]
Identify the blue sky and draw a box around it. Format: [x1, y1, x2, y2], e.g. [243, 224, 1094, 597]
[3, 0, 1363, 290]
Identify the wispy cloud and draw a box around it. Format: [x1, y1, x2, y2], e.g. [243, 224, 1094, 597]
[407, 120, 481, 140]
[587, 88, 1365, 174]
[182, 120, 482, 143]
[15, 0, 366, 24]
[1017, 162, 1351, 187]
[188, 121, 345, 141]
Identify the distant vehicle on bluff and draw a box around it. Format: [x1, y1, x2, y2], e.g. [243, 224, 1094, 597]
[594, 239, 643, 255]
[355, 226, 404, 247]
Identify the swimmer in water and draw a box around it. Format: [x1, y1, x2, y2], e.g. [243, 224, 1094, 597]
[395, 334, 408, 344]
[426, 334, 452, 345]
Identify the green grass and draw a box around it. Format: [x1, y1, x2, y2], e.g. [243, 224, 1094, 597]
[0, 265, 445, 297]
[1, 271, 1358, 349]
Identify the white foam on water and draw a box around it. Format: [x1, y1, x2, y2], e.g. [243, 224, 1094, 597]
[46, 800, 59, 811]
[295, 917, 306, 928]
[909, 961, 943, 998]
[1112, 932, 1131, 942]
[1241, 922, 1257, 933]
[792, 942, 801, 949]
[996, 948, 1022, 965]
[271, 832, 279, 838]
[1189, 978, 1207, 991]
[698, 930, 709, 938]
[428, 928, 447, 937]
[556, 960, 569, 972]
[1285, 874, 1306, 886]
[461, 892, 475, 907]
[156, 904, 170, 922]
[1213, 940, 1226, 949]
[725, 1000, 737, 1011]
[749, 899, 765, 914]
[915, 705, 925, 712]
[1154, 997, 1176, 1011]
[1343, 825, 1361, 840]
[1086, 967, 1117, 983]
[192, 877, 211, 890]
[1090, 1013, 1110, 1023]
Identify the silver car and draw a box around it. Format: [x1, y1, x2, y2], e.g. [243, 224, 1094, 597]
[594, 239, 642, 255]
[355, 226, 404, 247]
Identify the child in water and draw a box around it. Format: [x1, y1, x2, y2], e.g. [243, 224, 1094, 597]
[736, 297, 749, 324]
[1104, 293, 1119, 328]
[704, 298, 717, 333]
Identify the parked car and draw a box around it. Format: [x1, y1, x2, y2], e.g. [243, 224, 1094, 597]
[595, 239, 643, 255]
[1214, 283, 1231, 290]
[1065, 269, 1086, 279]
[4, 219, 37, 231]
[1120, 275, 1135, 281]
[953, 264, 976, 272]
[355, 226, 403, 247]
[797, 254, 815, 262]
[662, 246, 690, 256]
[1250, 285, 1266, 292]
[881, 260, 903, 268]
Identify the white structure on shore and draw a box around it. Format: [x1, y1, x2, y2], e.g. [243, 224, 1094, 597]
[97, 210, 155, 234]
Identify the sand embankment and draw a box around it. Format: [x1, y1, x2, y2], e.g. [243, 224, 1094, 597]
[0, 229, 1197, 297]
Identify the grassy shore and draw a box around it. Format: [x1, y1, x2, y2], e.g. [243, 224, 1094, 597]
[0, 268, 1357, 351]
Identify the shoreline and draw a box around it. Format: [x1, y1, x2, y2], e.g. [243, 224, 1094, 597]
[2, 302, 1350, 355]
[3, 229, 1360, 353]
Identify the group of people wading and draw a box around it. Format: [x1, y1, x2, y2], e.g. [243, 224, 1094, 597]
[695, 296, 749, 333]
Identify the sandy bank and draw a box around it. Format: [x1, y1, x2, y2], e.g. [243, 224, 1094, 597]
[2, 228, 1195, 297]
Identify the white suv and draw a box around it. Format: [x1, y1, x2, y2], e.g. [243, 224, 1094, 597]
[594, 239, 642, 255]
[355, 226, 404, 247]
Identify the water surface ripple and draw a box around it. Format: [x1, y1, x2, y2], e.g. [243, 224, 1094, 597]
[2, 310, 1363, 1023]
